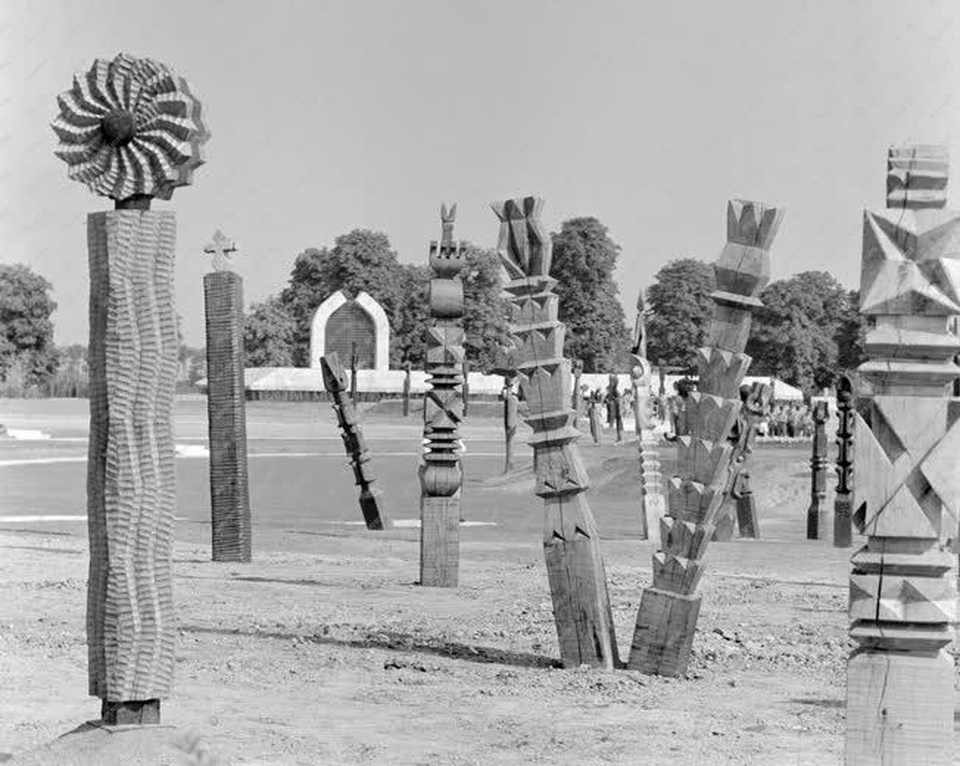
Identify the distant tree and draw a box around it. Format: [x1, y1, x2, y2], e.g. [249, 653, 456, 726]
[461, 245, 510, 371]
[747, 271, 852, 394]
[280, 231, 405, 365]
[835, 289, 867, 372]
[549, 217, 630, 372]
[243, 296, 296, 367]
[646, 258, 715, 373]
[0, 263, 59, 386]
[390, 263, 430, 367]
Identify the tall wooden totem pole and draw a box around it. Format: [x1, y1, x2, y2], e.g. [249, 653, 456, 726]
[631, 290, 665, 544]
[629, 199, 783, 676]
[203, 230, 252, 563]
[806, 400, 830, 540]
[846, 145, 959, 765]
[833, 375, 854, 548]
[52, 52, 210, 723]
[493, 196, 618, 669]
[419, 204, 466, 588]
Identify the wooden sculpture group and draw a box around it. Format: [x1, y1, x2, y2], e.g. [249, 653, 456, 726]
[50, 50, 958, 765]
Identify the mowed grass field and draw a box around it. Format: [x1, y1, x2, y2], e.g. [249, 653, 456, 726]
[0, 398, 905, 766]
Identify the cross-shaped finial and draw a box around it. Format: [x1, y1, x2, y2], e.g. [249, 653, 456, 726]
[204, 230, 236, 271]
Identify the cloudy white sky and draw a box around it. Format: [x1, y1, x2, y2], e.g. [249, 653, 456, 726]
[1, 0, 958, 346]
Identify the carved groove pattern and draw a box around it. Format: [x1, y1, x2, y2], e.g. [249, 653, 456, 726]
[806, 401, 829, 539]
[204, 270, 251, 562]
[87, 210, 178, 701]
[833, 375, 854, 548]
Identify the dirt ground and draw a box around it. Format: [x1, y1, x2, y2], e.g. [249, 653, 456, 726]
[0, 401, 957, 765]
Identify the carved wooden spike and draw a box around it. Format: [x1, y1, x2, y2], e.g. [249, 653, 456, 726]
[420, 205, 466, 588]
[320, 353, 389, 530]
[806, 400, 829, 540]
[204, 264, 251, 563]
[846, 145, 959, 766]
[87, 210, 178, 708]
[494, 196, 617, 669]
[630, 200, 783, 676]
[833, 375, 854, 548]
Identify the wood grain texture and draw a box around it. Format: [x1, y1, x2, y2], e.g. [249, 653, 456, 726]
[203, 269, 251, 563]
[631, 355, 665, 546]
[630, 200, 783, 676]
[420, 204, 465, 588]
[87, 210, 178, 705]
[806, 400, 829, 540]
[493, 196, 618, 669]
[846, 145, 959, 766]
[320, 353, 389, 530]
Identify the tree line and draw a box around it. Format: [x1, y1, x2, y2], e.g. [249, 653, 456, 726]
[0, 216, 869, 398]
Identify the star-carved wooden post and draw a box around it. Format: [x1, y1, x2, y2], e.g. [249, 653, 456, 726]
[202, 229, 251, 563]
[419, 203, 466, 588]
[320, 352, 389, 530]
[629, 199, 784, 677]
[845, 145, 959, 765]
[493, 196, 618, 669]
[52, 52, 211, 725]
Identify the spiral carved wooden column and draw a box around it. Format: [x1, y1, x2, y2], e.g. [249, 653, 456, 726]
[419, 204, 465, 588]
[493, 196, 618, 669]
[203, 230, 252, 563]
[629, 200, 783, 676]
[52, 52, 210, 724]
[845, 145, 959, 765]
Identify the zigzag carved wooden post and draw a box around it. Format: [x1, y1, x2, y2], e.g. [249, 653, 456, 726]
[846, 145, 959, 765]
[833, 375, 854, 548]
[493, 196, 618, 669]
[419, 204, 465, 588]
[203, 230, 252, 563]
[52, 52, 210, 724]
[629, 199, 783, 676]
[320, 352, 389, 530]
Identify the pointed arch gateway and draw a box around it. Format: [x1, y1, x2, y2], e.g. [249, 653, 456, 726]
[310, 290, 391, 372]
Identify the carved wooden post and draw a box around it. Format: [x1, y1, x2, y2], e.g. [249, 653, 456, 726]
[202, 230, 251, 563]
[419, 204, 465, 588]
[503, 374, 518, 473]
[52, 52, 210, 724]
[631, 291, 665, 544]
[402, 361, 412, 417]
[493, 196, 618, 669]
[349, 341, 359, 403]
[833, 375, 854, 548]
[587, 393, 602, 444]
[806, 400, 829, 540]
[606, 374, 624, 443]
[846, 145, 959, 765]
[320, 353, 388, 530]
[461, 359, 470, 419]
[629, 200, 783, 676]
[572, 359, 583, 423]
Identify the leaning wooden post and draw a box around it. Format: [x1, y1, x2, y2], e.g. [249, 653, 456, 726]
[629, 199, 783, 676]
[320, 352, 389, 530]
[349, 341, 359, 403]
[846, 145, 958, 765]
[52, 52, 210, 724]
[631, 290, 665, 544]
[419, 203, 465, 588]
[202, 230, 251, 563]
[833, 375, 854, 548]
[806, 400, 829, 540]
[493, 196, 618, 669]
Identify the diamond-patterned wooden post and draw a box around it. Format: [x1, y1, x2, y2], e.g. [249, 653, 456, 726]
[52, 52, 210, 724]
[419, 204, 465, 588]
[846, 145, 959, 765]
[493, 196, 618, 669]
[203, 230, 251, 563]
[629, 200, 783, 676]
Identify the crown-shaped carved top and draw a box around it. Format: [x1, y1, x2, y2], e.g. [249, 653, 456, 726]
[320, 352, 348, 393]
[726, 200, 784, 249]
[429, 202, 465, 277]
[887, 145, 948, 210]
[440, 203, 457, 246]
[491, 196, 552, 280]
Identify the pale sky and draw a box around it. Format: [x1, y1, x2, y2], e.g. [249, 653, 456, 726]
[1, 0, 958, 346]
